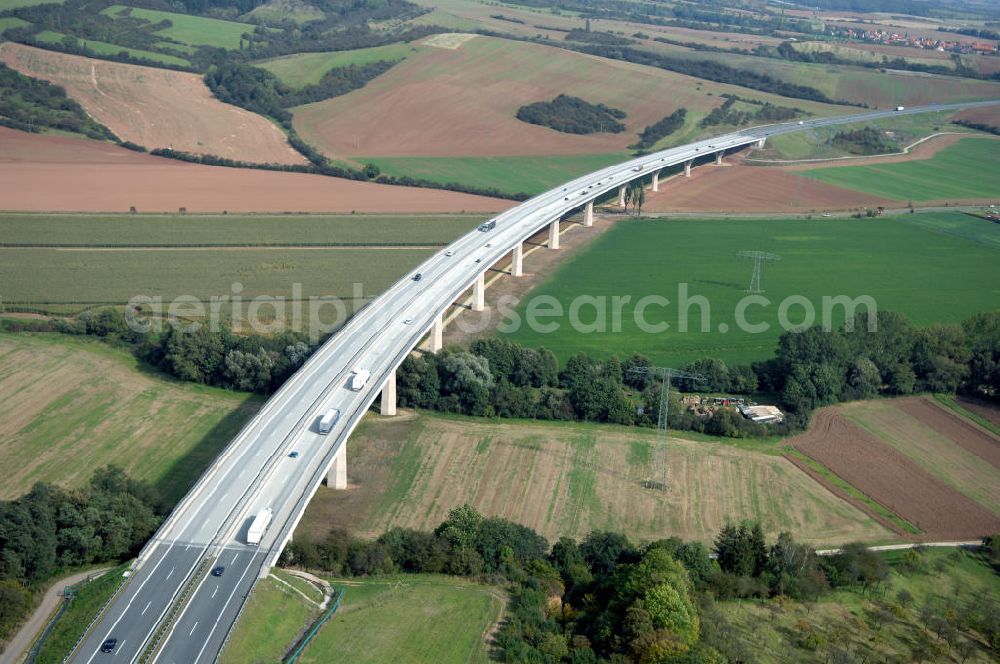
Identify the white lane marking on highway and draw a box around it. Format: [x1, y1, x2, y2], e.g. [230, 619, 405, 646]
[191, 552, 260, 664]
[141, 601, 151, 616]
[231, 553, 239, 565]
[114, 640, 125, 657]
[165, 566, 175, 580]
[212, 585, 218, 599]
[220, 492, 228, 501]
[189, 622, 199, 636]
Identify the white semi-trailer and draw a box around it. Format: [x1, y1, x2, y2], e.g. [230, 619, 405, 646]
[350, 369, 371, 392]
[246, 508, 272, 546]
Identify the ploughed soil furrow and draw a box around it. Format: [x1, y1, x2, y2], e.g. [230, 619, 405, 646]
[791, 408, 1000, 540]
[896, 397, 1000, 468]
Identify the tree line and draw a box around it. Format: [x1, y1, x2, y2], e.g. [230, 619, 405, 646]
[700, 95, 803, 129]
[630, 107, 686, 151]
[830, 126, 893, 155]
[0, 467, 162, 643]
[516, 94, 628, 135]
[0, 63, 118, 141]
[283, 504, 1000, 662]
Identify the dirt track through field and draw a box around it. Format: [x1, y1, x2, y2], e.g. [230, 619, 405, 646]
[0, 127, 511, 213]
[791, 407, 1000, 539]
[0, 43, 304, 165]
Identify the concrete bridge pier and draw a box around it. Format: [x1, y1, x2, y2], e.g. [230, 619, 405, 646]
[512, 242, 523, 276]
[584, 200, 594, 227]
[684, 160, 692, 177]
[327, 443, 347, 489]
[652, 170, 660, 192]
[757, 138, 766, 148]
[430, 313, 443, 352]
[548, 218, 560, 249]
[618, 184, 626, 207]
[472, 271, 485, 311]
[380, 369, 396, 416]
[715, 151, 724, 165]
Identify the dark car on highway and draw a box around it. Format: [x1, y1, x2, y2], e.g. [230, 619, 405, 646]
[212, 565, 225, 577]
[101, 638, 117, 653]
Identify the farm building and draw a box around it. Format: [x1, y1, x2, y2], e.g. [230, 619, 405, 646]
[738, 404, 785, 424]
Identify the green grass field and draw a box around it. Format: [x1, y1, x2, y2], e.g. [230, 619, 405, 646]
[502, 213, 1000, 367]
[219, 575, 320, 664]
[258, 44, 414, 88]
[0, 0, 61, 8]
[33, 564, 130, 664]
[719, 547, 1000, 663]
[803, 137, 1000, 201]
[299, 576, 501, 664]
[0, 16, 30, 33]
[0, 333, 259, 502]
[100, 5, 260, 50]
[365, 152, 632, 197]
[0, 213, 478, 312]
[31, 30, 190, 67]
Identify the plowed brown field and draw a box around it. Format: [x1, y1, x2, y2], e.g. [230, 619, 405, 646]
[896, 397, 1000, 468]
[644, 163, 898, 213]
[0, 43, 304, 165]
[0, 128, 510, 213]
[791, 407, 1000, 539]
[954, 105, 1000, 131]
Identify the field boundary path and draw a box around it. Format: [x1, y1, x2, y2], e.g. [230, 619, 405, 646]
[0, 568, 111, 664]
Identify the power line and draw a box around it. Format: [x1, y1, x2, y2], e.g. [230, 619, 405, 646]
[736, 250, 781, 293]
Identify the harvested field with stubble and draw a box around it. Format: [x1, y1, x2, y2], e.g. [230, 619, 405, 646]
[0, 333, 260, 503]
[790, 406, 1000, 540]
[297, 412, 890, 547]
[0, 127, 511, 213]
[0, 43, 304, 165]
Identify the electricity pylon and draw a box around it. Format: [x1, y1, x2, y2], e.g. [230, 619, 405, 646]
[736, 250, 781, 293]
[628, 366, 705, 491]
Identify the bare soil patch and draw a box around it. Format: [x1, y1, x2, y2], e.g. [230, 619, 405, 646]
[0, 127, 511, 213]
[953, 105, 1000, 131]
[644, 163, 898, 214]
[790, 407, 1000, 539]
[0, 43, 304, 165]
[896, 397, 1000, 468]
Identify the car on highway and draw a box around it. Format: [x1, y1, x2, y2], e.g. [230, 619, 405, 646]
[412, 273, 422, 281]
[101, 638, 117, 653]
[289, 450, 300, 458]
[403, 318, 414, 325]
[475, 258, 482, 263]
[445, 250, 455, 257]
[212, 565, 225, 577]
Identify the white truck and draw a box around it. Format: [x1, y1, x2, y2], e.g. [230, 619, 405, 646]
[318, 408, 340, 434]
[350, 368, 371, 392]
[246, 507, 272, 546]
[895, 106, 905, 111]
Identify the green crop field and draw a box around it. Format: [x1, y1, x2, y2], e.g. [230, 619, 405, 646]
[366, 153, 631, 197]
[219, 575, 320, 664]
[100, 5, 259, 50]
[31, 30, 190, 67]
[0, 213, 477, 312]
[0, 0, 61, 8]
[0, 16, 29, 33]
[258, 44, 414, 88]
[0, 333, 259, 503]
[501, 213, 1000, 367]
[802, 137, 1000, 201]
[299, 576, 501, 664]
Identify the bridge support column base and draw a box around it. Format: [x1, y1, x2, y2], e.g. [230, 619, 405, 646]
[327, 443, 347, 490]
[512, 242, 523, 277]
[652, 170, 660, 192]
[684, 160, 692, 177]
[430, 313, 443, 352]
[549, 219, 560, 250]
[380, 369, 396, 417]
[473, 272, 485, 312]
[584, 200, 594, 227]
[715, 151, 723, 166]
[757, 138, 766, 148]
[618, 184, 626, 207]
